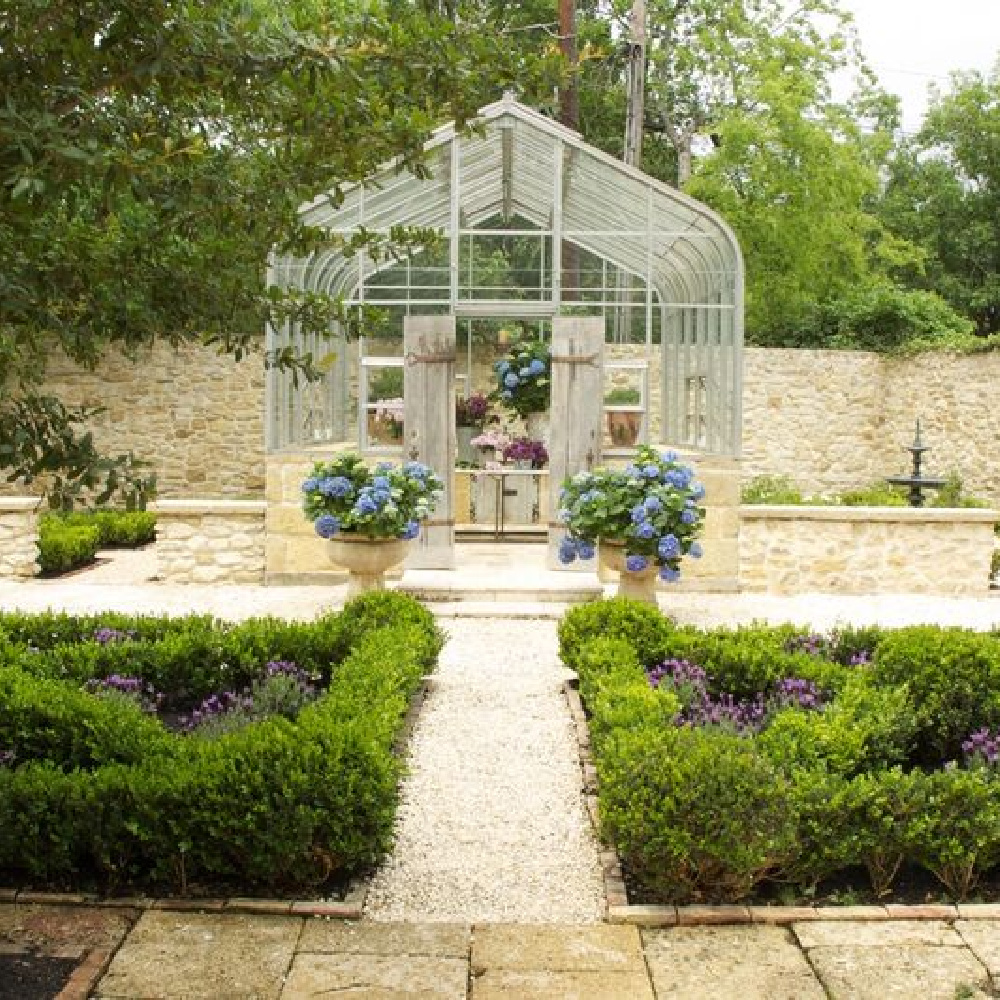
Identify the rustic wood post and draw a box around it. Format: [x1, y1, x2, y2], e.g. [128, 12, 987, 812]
[548, 317, 604, 570]
[403, 316, 456, 569]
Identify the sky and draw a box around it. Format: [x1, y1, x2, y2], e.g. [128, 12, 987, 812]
[836, 0, 1000, 133]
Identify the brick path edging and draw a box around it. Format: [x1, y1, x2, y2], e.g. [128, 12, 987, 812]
[562, 680, 1000, 927]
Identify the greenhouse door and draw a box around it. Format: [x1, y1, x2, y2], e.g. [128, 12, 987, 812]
[403, 316, 456, 569]
[547, 317, 604, 569]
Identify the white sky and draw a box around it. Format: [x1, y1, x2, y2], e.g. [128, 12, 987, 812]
[836, 0, 1000, 133]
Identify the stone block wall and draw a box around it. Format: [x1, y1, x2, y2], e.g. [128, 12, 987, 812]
[740, 505, 999, 595]
[153, 500, 266, 584]
[0, 499, 41, 578]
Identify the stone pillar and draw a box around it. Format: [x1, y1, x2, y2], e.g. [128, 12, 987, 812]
[548, 317, 604, 570]
[676, 455, 741, 592]
[403, 316, 456, 569]
[0, 498, 41, 578]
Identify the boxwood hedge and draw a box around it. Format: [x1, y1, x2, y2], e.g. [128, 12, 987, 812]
[560, 597, 1000, 903]
[0, 592, 442, 896]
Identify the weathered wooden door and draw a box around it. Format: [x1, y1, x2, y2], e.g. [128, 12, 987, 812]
[547, 317, 604, 569]
[403, 316, 456, 569]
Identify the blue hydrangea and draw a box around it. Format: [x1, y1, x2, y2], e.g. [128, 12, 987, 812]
[319, 475, 353, 498]
[375, 462, 393, 473]
[558, 507, 572, 523]
[576, 540, 596, 560]
[400, 520, 421, 540]
[689, 541, 703, 559]
[681, 509, 698, 525]
[302, 477, 319, 493]
[519, 367, 532, 378]
[625, 554, 649, 572]
[642, 464, 660, 479]
[691, 484, 706, 500]
[630, 504, 647, 524]
[666, 467, 693, 489]
[659, 565, 681, 582]
[354, 494, 378, 516]
[404, 461, 429, 478]
[635, 521, 656, 540]
[558, 538, 578, 565]
[644, 495, 662, 513]
[373, 475, 391, 489]
[658, 534, 681, 559]
[372, 488, 392, 506]
[504, 372, 520, 389]
[624, 464, 642, 478]
[313, 513, 340, 539]
[661, 450, 678, 462]
[497, 360, 510, 374]
[529, 358, 546, 375]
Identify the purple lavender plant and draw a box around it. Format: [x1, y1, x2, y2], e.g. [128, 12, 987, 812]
[784, 632, 828, 657]
[85, 674, 161, 713]
[92, 627, 137, 645]
[181, 690, 254, 732]
[772, 677, 827, 712]
[961, 728, 1000, 767]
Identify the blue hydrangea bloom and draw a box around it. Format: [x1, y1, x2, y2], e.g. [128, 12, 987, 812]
[400, 520, 421, 540]
[625, 554, 649, 572]
[642, 464, 660, 479]
[558, 538, 578, 564]
[659, 566, 681, 582]
[373, 475, 391, 489]
[320, 475, 354, 498]
[558, 507, 572, 522]
[497, 360, 510, 374]
[576, 540, 596, 560]
[689, 541, 703, 559]
[313, 514, 340, 539]
[375, 462, 393, 473]
[636, 521, 656, 540]
[691, 484, 706, 500]
[666, 467, 692, 488]
[519, 367, 532, 378]
[630, 505, 647, 524]
[354, 495, 378, 516]
[302, 477, 319, 493]
[372, 489, 392, 506]
[504, 372, 520, 389]
[404, 461, 428, 478]
[661, 450, 678, 462]
[681, 509, 698, 525]
[644, 495, 662, 512]
[529, 358, 546, 375]
[624, 464, 642, 478]
[658, 534, 681, 559]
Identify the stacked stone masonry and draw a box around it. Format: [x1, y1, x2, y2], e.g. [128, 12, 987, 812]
[153, 500, 267, 584]
[740, 506, 999, 595]
[0, 500, 40, 578]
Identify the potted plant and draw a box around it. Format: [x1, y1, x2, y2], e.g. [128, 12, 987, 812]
[455, 392, 491, 464]
[469, 427, 511, 465]
[302, 453, 444, 594]
[493, 338, 551, 439]
[557, 445, 706, 602]
[604, 386, 643, 448]
[502, 436, 548, 469]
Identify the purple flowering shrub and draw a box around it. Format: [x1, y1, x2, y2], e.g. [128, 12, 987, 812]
[961, 728, 1000, 767]
[645, 657, 827, 736]
[85, 674, 162, 714]
[92, 627, 137, 646]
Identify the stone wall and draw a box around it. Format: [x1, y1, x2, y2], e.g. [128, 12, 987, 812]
[152, 500, 266, 584]
[0, 499, 40, 578]
[739, 505, 999, 595]
[1, 341, 265, 499]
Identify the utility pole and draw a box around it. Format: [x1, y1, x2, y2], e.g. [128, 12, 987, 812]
[623, 0, 646, 168]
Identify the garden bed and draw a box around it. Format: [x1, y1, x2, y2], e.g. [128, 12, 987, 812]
[559, 598, 1000, 907]
[0, 592, 441, 899]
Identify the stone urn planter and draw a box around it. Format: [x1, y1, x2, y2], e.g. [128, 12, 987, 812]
[327, 535, 409, 597]
[524, 410, 550, 444]
[598, 541, 659, 603]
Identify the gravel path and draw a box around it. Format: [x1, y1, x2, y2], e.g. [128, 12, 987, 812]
[364, 618, 605, 924]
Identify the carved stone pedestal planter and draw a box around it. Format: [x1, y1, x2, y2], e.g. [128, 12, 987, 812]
[327, 536, 409, 597]
[599, 541, 659, 603]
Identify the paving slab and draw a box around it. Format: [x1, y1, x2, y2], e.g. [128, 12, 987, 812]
[470, 923, 645, 974]
[471, 967, 655, 999]
[95, 910, 302, 999]
[298, 920, 470, 958]
[956, 921, 1000, 981]
[808, 944, 990, 999]
[793, 918, 964, 950]
[281, 953, 467, 999]
[642, 925, 826, 1000]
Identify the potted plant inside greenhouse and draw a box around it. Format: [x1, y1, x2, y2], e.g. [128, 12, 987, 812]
[455, 392, 491, 465]
[493, 337, 551, 441]
[558, 445, 706, 602]
[302, 454, 444, 595]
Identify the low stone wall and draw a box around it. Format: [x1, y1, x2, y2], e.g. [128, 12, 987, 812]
[152, 499, 266, 584]
[0, 498, 41, 578]
[739, 505, 999, 595]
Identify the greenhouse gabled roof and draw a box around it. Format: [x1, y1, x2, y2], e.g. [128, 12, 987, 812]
[279, 93, 743, 313]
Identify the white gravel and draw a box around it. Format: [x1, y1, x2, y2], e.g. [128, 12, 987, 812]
[364, 617, 605, 924]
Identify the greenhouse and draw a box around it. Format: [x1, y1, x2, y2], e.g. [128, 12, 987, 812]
[265, 94, 744, 567]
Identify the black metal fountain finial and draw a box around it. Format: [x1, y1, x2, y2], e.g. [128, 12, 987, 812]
[886, 419, 946, 507]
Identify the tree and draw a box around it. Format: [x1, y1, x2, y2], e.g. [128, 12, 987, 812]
[0, 0, 552, 503]
[876, 64, 1000, 336]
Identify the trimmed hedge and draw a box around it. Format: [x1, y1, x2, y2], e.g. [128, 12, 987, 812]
[37, 510, 157, 577]
[560, 598, 1000, 903]
[0, 592, 441, 895]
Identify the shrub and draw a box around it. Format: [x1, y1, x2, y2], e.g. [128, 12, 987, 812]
[58, 510, 156, 546]
[838, 482, 907, 507]
[740, 475, 806, 505]
[558, 598, 675, 672]
[37, 518, 100, 575]
[0, 593, 438, 895]
[873, 627, 1000, 761]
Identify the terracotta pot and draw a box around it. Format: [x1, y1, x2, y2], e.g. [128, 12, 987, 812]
[327, 535, 409, 597]
[598, 540, 659, 603]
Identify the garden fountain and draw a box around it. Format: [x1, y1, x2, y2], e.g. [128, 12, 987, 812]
[885, 419, 947, 507]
